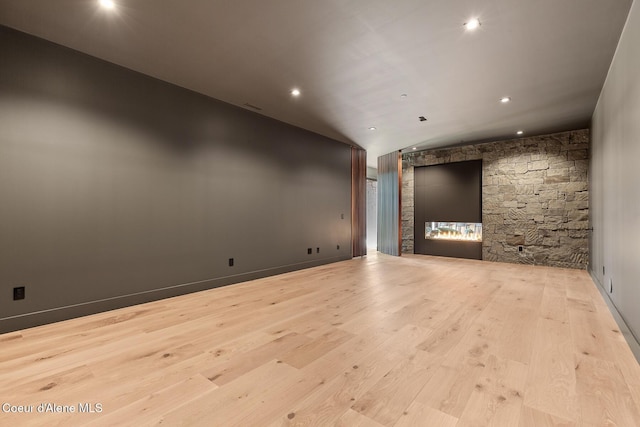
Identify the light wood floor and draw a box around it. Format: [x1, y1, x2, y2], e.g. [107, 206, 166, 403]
[1, 253, 640, 426]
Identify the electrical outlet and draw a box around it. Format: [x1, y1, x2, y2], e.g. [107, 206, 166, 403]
[13, 286, 25, 301]
[603, 266, 605, 275]
[316, 247, 320, 254]
[307, 248, 312, 255]
[609, 278, 613, 293]
[518, 245, 524, 255]
[337, 244, 340, 250]
[228, 258, 234, 267]
[340, 213, 344, 219]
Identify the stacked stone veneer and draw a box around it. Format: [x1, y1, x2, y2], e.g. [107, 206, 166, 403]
[402, 129, 589, 269]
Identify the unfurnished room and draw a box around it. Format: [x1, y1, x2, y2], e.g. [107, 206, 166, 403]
[1, 0, 640, 425]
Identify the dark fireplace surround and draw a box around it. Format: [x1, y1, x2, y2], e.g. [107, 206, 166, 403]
[414, 160, 482, 260]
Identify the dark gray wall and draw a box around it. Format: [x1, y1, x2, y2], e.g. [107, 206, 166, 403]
[590, 1, 640, 348]
[414, 160, 482, 259]
[0, 26, 352, 333]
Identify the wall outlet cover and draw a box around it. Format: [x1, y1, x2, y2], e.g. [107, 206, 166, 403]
[13, 286, 25, 300]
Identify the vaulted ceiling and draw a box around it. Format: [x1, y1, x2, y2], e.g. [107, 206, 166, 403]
[0, 0, 632, 166]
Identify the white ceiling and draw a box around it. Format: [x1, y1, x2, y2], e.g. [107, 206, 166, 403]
[0, 0, 632, 167]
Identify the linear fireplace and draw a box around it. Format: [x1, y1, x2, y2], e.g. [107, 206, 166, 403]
[425, 221, 482, 242]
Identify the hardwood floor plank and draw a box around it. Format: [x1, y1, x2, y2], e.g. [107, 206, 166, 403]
[156, 359, 301, 426]
[393, 401, 458, 427]
[264, 309, 343, 338]
[351, 349, 442, 425]
[378, 323, 434, 358]
[388, 296, 441, 329]
[494, 306, 537, 364]
[84, 374, 215, 427]
[574, 354, 640, 426]
[269, 334, 407, 426]
[518, 405, 576, 427]
[539, 287, 569, 323]
[443, 297, 505, 367]
[336, 408, 385, 427]
[524, 318, 579, 422]
[609, 339, 640, 410]
[456, 354, 528, 427]
[0, 365, 97, 427]
[200, 332, 311, 385]
[414, 357, 495, 418]
[214, 369, 325, 426]
[416, 304, 485, 356]
[0, 331, 23, 343]
[567, 297, 597, 313]
[564, 270, 602, 302]
[301, 328, 392, 380]
[279, 328, 354, 369]
[568, 308, 616, 361]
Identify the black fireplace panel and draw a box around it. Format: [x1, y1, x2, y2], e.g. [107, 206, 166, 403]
[418, 238, 482, 259]
[414, 160, 482, 260]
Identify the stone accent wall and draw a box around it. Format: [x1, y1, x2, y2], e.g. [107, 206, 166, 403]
[402, 129, 589, 269]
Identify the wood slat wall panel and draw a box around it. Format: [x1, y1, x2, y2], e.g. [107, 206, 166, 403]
[351, 148, 367, 257]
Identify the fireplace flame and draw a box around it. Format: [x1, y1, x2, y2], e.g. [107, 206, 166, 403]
[428, 231, 482, 242]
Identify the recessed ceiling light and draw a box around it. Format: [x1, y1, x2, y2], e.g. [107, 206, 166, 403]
[369, 127, 377, 131]
[99, 0, 115, 9]
[290, 88, 301, 97]
[412, 147, 417, 150]
[516, 130, 524, 135]
[500, 97, 511, 103]
[464, 18, 481, 30]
